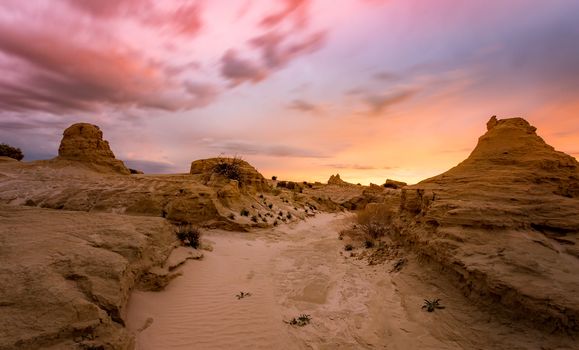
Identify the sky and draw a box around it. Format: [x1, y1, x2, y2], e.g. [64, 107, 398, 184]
[0, 0, 578, 184]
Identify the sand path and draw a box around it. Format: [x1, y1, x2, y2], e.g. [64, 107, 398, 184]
[126, 213, 568, 350]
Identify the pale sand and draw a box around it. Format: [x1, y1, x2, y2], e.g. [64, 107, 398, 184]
[126, 213, 572, 349]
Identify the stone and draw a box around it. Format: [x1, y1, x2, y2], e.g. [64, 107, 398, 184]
[57, 123, 130, 175]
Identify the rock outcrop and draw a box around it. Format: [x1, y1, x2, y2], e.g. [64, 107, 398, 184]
[0, 205, 176, 349]
[56, 123, 130, 175]
[392, 116, 579, 331]
[190, 157, 269, 193]
[383, 179, 407, 189]
[327, 174, 350, 186]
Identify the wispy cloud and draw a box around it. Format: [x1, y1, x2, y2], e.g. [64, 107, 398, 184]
[287, 99, 322, 113]
[325, 163, 393, 170]
[202, 140, 330, 159]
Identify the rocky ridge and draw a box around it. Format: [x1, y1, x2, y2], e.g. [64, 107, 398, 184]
[390, 116, 579, 331]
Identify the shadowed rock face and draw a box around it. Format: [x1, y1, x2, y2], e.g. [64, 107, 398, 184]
[394, 116, 579, 332]
[57, 123, 130, 175]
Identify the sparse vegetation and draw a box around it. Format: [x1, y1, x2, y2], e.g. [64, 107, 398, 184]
[272, 176, 277, 181]
[364, 240, 374, 248]
[251, 215, 258, 223]
[0, 143, 24, 160]
[344, 244, 353, 251]
[175, 223, 202, 249]
[284, 314, 311, 327]
[286, 212, 292, 219]
[213, 156, 243, 181]
[422, 299, 445, 312]
[236, 291, 252, 300]
[357, 204, 393, 239]
[268, 203, 273, 209]
[240, 208, 250, 216]
[228, 213, 236, 220]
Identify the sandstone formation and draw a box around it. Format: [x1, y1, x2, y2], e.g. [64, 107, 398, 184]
[391, 116, 579, 331]
[327, 173, 351, 186]
[190, 157, 269, 193]
[383, 179, 407, 189]
[0, 205, 176, 349]
[56, 123, 130, 175]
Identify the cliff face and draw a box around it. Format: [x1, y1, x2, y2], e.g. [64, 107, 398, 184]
[394, 117, 579, 331]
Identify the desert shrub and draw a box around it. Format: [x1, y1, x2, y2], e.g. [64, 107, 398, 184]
[357, 204, 394, 239]
[344, 244, 353, 251]
[422, 299, 445, 312]
[251, 215, 258, 223]
[228, 213, 236, 220]
[268, 203, 273, 209]
[240, 208, 250, 216]
[273, 220, 279, 226]
[0, 143, 23, 160]
[284, 314, 311, 327]
[272, 176, 277, 181]
[278, 181, 287, 188]
[175, 223, 202, 249]
[286, 212, 292, 219]
[236, 291, 252, 300]
[364, 240, 374, 248]
[213, 156, 243, 181]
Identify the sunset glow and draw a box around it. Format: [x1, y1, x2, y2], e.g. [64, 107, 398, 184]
[1, 0, 578, 184]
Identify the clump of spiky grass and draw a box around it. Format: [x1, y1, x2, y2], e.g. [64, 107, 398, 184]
[422, 299, 445, 312]
[175, 223, 202, 249]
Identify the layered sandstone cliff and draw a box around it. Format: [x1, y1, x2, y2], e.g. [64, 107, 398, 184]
[392, 116, 579, 331]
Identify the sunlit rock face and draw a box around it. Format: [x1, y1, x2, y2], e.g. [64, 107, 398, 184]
[57, 123, 130, 175]
[394, 116, 579, 332]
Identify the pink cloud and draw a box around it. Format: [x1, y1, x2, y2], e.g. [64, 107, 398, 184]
[65, 0, 151, 18]
[260, 0, 309, 28]
[0, 21, 215, 114]
[220, 50, 267, 87]
[250, 30, 326, 69]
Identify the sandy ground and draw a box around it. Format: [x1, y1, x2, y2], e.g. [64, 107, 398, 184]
[126, 214, 576, 350]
